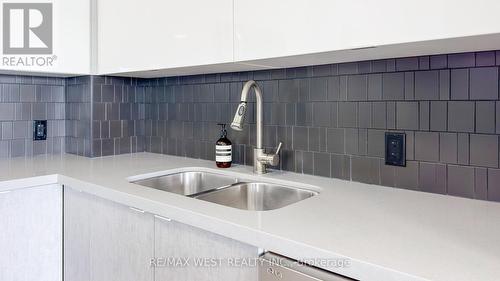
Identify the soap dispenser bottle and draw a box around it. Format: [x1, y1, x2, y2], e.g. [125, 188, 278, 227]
[216, 123, 232, 168]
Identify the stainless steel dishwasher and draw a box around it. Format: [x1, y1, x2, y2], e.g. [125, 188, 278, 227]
[259, 253, 354, 281]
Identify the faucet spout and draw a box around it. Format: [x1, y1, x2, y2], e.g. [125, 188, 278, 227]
[230, 102, 246, 131]
[230, 80, 281, 174]
[231, 80, 263, 149]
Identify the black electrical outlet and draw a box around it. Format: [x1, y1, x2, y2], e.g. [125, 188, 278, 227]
[33, 120, 47, 141]
[385, 132, 406, 167]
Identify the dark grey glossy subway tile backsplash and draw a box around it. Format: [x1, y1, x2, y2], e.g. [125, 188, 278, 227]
[64, 76, 147, 157]
[0, 74, 65, 157]
[133, 50, 500, 202]
[2, 49, 500, 203]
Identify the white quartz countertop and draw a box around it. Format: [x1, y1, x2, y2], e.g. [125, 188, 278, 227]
[0, 152, 499, 281]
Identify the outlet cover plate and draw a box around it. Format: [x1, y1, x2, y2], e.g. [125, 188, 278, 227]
[33, 120, 47, 141]
[385, 132, 406, 167]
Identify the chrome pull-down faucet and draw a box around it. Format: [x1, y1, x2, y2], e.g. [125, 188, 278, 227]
[230, 80, 282, 174]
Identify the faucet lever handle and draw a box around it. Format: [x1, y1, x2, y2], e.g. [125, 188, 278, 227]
[275, 142, 282, 155]
[256, 142, 282, 167]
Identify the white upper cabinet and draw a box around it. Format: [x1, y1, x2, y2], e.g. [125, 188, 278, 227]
[4, 0, 500, 77]
[0, 0, 90, 75]
[234, 0, 500, 66]
[97, 0, 234, 75]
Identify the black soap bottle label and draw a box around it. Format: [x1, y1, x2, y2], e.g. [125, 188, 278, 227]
[216, 123, 232, 168]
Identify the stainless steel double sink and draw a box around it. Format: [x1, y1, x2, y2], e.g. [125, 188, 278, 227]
[131, 171, 318, 211]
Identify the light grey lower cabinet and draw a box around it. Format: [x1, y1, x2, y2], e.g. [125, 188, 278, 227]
[154, 216, 259, 281]
[64, 186, 154, 281]
[0, 184, 62, 281]
[89, 195, 155, 281]
[64, 186, 91, 281]
[64, 186, 258, 281]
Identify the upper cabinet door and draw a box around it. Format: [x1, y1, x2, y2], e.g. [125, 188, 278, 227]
[234, 0, 500, 63]
[98, 0, 234, 75]
[0, 0, 90, 75]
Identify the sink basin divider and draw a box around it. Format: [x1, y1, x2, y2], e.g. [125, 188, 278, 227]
[187, 181, 246, 198]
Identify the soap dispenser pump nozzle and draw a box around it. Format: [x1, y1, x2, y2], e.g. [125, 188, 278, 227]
[217, 123, 227, 137]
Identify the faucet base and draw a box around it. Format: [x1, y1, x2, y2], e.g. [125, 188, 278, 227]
[253, 148, 267, 174]
[253, 147, 281, 174]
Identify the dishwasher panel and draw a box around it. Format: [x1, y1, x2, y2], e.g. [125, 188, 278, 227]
[258, 253, 354, 281]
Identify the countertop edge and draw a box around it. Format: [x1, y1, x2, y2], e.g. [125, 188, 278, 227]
[2, 172, 427, 281]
